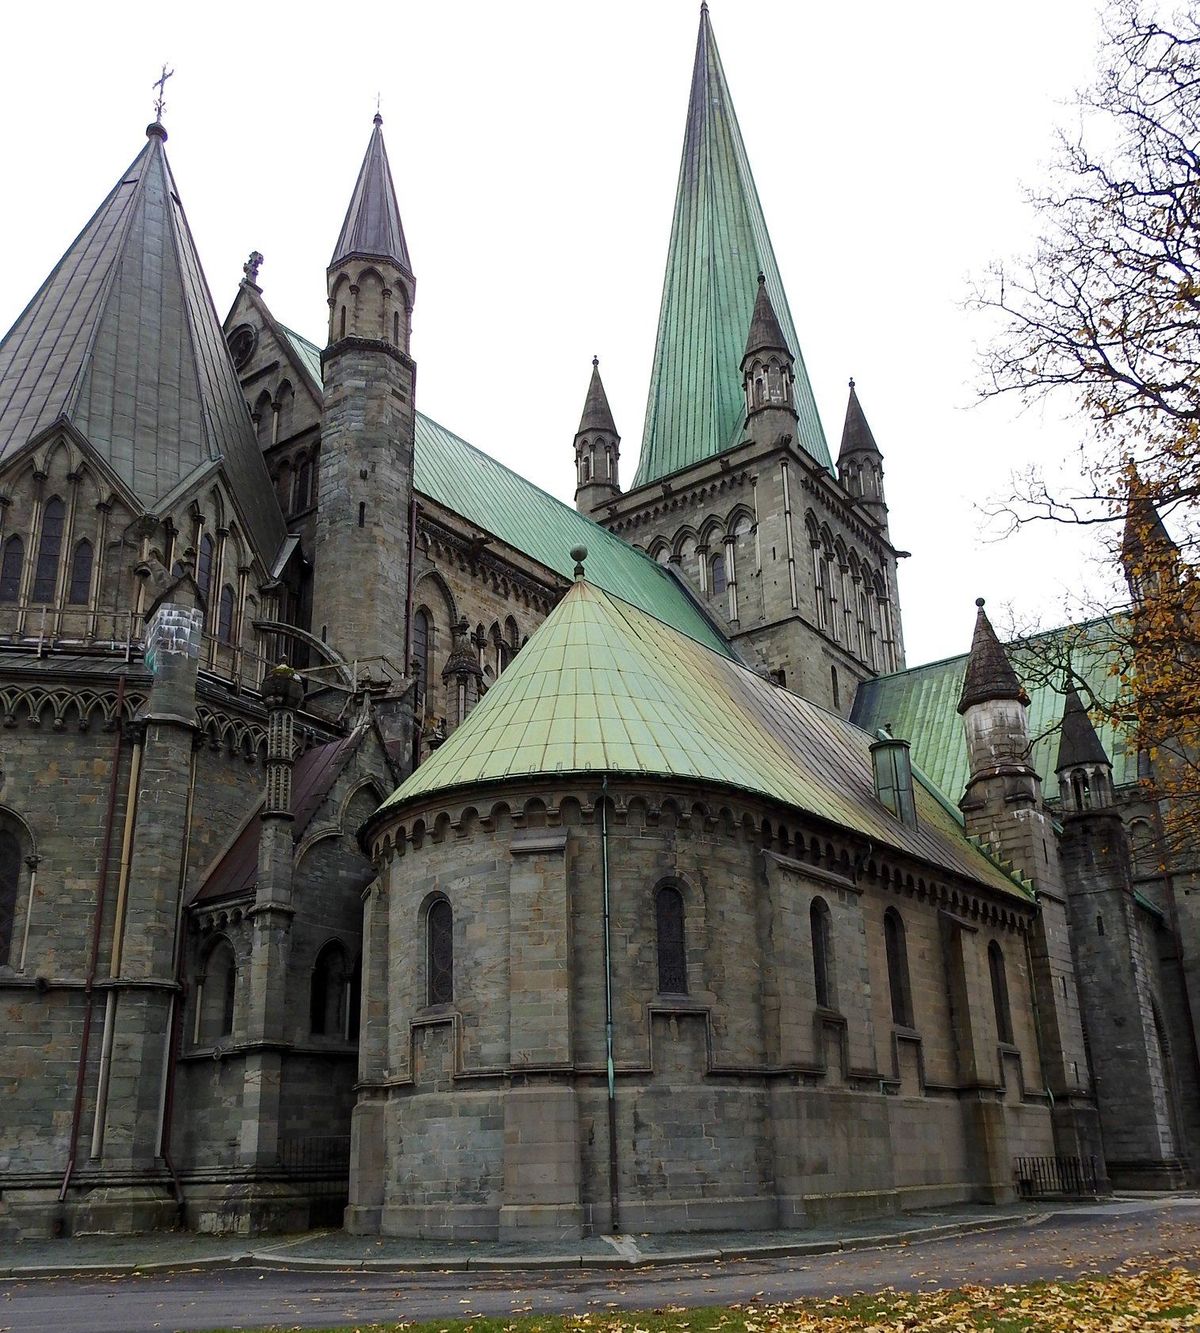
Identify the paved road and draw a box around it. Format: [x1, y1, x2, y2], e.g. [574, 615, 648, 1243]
[4, 1200, 1199, 1333]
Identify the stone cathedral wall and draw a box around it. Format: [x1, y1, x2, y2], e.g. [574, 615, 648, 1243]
[352, 779, 1055, 1239]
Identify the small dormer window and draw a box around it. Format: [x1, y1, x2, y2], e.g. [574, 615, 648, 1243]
[871, 735, 917, 828]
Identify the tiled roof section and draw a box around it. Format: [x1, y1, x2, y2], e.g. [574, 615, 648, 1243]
[194, 727, 364, 904]
[1056, 685, 1112, 771]
[634, 7, 830, 488]
[839, 381, 881, 459]
[381, 579, 1029, 901]
[957, 600, 1027, 713]
[412, 414, 730, 655]
[330, 115, 412, 273]
[277, 325, 729, 654]
[0, 128, 285, 562]
[852, 617, 1137, 801]
[578, 359, 618, 435]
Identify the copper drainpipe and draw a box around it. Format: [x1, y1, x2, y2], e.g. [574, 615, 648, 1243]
[156, 738, 199, 1220]
[60, 675, 126, 1208]
[601, 775, 619, 1233]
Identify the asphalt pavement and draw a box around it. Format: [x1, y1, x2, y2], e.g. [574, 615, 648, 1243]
[2, 1196, 1198, 1333]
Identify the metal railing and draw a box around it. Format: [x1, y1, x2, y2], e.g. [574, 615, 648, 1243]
[1013, 1154, 1102, 1198]
[278, 1133, 351, 1227]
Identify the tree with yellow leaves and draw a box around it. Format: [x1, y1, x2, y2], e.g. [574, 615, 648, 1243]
[972, 1, 1200, 857]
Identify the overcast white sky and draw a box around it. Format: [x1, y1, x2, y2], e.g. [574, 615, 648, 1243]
[0, 0, 1115, 665]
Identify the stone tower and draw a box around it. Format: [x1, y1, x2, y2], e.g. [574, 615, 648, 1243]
[1054, 686, 1186, 1187]
[573, 358, 621, 517]
[956, 599, 1104, 1169]
[740, 274, 797, 450]
[838, 380, 888, 534]
[312, 113, 416, 701]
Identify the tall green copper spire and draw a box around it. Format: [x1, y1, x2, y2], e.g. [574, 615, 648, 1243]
[633, 6, 831, 488]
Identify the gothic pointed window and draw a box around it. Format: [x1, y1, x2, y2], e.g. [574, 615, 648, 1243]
[0, 535, 23, 603]
[989, 941, 1013, 1044]
[412, 608, 430, 699]
[427, 898, 453, 1005]
[67, 539, 93, 605]
[296, 458, 313, 512]
[884, 907, 913, 1027]
[310, 941, 349, 1037]
[197, 533, 214, 607]
[0, 829, 21, 967]
[811, 897, 834, 1009]
[710, 552, 727, 598]
[217, 585, 236, 644]
[31, 497, 64, 603]
[197, 937, 237, 1044]
[656, 884, 687, 994]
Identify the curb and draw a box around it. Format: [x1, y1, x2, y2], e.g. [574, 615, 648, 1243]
[0, 1210, 1041, 1280]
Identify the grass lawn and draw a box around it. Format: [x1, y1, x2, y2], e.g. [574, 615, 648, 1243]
[203, 1262, 1200, 1331]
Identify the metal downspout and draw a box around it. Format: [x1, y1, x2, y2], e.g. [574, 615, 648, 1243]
[60, 675, 126, 1206]
[156, 738, 199, 1218]
[89, 730, 144, 1158]
[601, 776, 619, 1233]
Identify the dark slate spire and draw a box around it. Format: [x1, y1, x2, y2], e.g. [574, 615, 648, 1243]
[635, 5, 830, 487]
[743, 273, 790, 360]
[839, 378, 881, 461]
[0, 125, 285, 561]
[957, 599, 1029, 714]
[1056, 685, 1111, 772]
[331, 113, 412, 273]
[1121, 462, 1177, 568]
[578, 356, 618, 435]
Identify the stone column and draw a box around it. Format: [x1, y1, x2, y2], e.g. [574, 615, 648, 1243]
[239, 663, 303, 1169]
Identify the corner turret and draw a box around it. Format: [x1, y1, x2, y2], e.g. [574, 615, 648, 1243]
[573, 358, 621, 517]
[1121, 464, 1179, 606]
[837, 379, 888, 531]
[740, 274, 797, 449]
[311, 114, 417, 744]
[1055, 685, 1114, 812]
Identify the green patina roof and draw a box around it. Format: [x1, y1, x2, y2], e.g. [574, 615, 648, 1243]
[852, 617, 1136, 804]
[633, 7, 831, 488]
[280, 328, 729, 656]
[381, 577, 1030, 902]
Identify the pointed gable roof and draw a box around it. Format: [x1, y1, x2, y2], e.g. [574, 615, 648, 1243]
[839, 379, 881, 459]
[634, 7, 830, 488]
[1056, 685, 1111, 771]
[742, 273, 790, 362]
[376, 578, 1028, 900]
[957, 599, 1029, 714]
[331, 114, 412, 273]
[577, 357, 619, 436]
[0, 125, 285, 561]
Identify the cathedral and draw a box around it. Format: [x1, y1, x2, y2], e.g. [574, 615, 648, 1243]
[0, 9, 1197, 1240]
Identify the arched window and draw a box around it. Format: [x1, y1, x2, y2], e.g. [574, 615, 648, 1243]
[254, 391, 273, 448]
[884, 908, 912, 1027]
[31, 497, 64, 603]
[296, 458, 313, 512]
[393, 311, 400, 344]
[710, 552, 727, 598]
[197, 533, 214, 606]
[1071, 770, 1091, 810]
[989, 941, 1013, 1044]
[0, 829, 21, 967]
[197, 938, 237, 1045]
[427, 898, 453, 1005]
[67, 539, 93, 605]
[0, 535, 23, 603]
[656, 884, 688, 994]
[412, 608, 430, 697]
[581, 454, 591, 483]
[505, 616, 519, 650]
[811, 897, 835, 1009]
[1129, 819, 1157, 876]
[217, 585, 236, 645]
[310, 941, 349, 1037]
[339, 306, 347, 339]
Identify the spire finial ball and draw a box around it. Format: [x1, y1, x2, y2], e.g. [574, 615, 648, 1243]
[592, 355, 599, 368]
[848, 376, 855, 390]
[975, 597, 986, 608]
[570, 545, 588, 579]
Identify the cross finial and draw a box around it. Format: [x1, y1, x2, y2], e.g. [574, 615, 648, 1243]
[152, 64, 174, 123]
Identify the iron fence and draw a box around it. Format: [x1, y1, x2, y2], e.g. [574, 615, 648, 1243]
[278, 1134, 351, 1228]
[1013, 1154, 1102, 1199]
